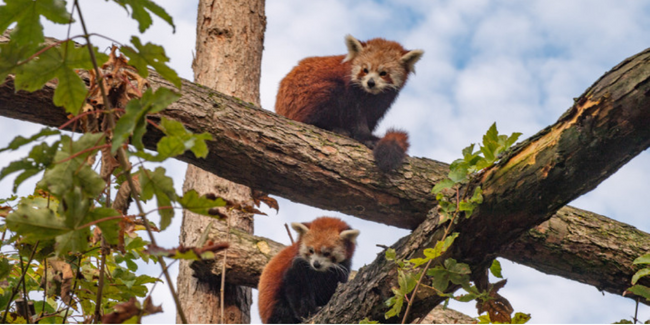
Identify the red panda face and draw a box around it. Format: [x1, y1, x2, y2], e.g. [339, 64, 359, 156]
[343, 35, 423, 95]
[352, 62, 401, 95]
[291, 218, 359, 272]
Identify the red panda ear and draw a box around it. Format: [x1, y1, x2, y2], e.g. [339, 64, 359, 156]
[400, 49, 424, 73]
[342, 34, 364, 63]
[291, 222, 310, 237]
[340, 229, 360, 244]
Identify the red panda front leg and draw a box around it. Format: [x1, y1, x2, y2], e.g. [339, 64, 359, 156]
[283, 259, 319, 322]
[350, 117, 381, 149]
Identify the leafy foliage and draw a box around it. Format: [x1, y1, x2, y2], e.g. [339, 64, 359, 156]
[381, 124, 526, 324]
[0, 0, 231, 323]
[625, 253, 650, 303]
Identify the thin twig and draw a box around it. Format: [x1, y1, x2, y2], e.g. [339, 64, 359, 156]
[220, 214, 232, 323]
[284, 223, 295, 244]
[62, 255, 83, 324]
[1, 241, 40, 324]
[54, 144, 111, 164]
[19, 255, 30, 321]
[402, 188, 462, 324]
[75, 215, 125, 230]
[93, 237, 107, 323]
[73, 1, 188, 323]
[41, 258, 47, 318]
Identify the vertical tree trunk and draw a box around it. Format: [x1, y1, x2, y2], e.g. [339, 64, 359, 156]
[176, 0, 266, 323]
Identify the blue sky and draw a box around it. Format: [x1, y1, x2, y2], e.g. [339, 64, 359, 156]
[2, 0, 650, 323]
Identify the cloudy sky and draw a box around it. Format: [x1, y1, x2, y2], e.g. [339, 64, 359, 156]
[2, 0, 650, 323]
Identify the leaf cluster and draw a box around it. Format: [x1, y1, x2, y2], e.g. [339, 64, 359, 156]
[0, 0, 239, 323]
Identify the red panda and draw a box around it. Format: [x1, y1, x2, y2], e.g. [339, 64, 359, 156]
[275, 35, 423, 171]
[258, 217, 360, 324]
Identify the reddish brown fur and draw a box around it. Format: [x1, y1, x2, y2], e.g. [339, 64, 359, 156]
[275, 36, 421, 171]
[301, 217, 356, 260]
[257, 217, 355, 323]
[380, 130, 410, 152]
[258, 243, 299, 323]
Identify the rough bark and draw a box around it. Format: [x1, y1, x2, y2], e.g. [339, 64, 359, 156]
[499, 205, 650, 301]
[311, 48, 650, 323]
[175, 0, 265, 324]
[190, 204, 650, 307]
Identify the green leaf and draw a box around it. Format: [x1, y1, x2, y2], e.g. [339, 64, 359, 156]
[0, 40, 32, 82]
[41, 134, 106, 198]
[54, 227, 91, 255]
[385, 248, 396, 261]
[423, 232, 459, 260]
[477, 314, 491, 324]
[427, 266, 450, 292]
[448, 160, 469, 183]
[121, 37, 181, 88]
[359, 318, 380, 324]
[139, 167, 176, 230]
[627, 284, 650, 300]
[87, 207, 122, 245]
[112, 88, 181, 153]
[0, 128, 60, 153]
[384, 295, 403, 319]
[633, 268, 650, 285]
[179, 189, 226, 217]
[471, 187, 483, 204]
[0, 258, 11, 281]
[512, 312, 531, 324]
[432, 178, 455, 194]
[0, 140, 60, 193]
[490, 259, 503, 279]
[113, 0, 175, 33]
[505, 132, 522, 149]
[6, 201, 68, 241]
[633, 253, 650, 265]
[397, 269, 417, 296]
[14, 42, 108, 114]
[159, 117, 212, 158]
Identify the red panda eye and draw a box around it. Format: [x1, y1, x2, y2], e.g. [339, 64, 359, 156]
[379, 71, 387, 77]
[363, 68, 369, 74]
[308, 248, 314, 254]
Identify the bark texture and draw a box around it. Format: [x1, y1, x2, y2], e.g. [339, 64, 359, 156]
[190, 204, 650, 307]
[175, 0, 265, 324]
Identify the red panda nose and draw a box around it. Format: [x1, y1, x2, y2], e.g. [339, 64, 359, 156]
[367, 78, 376, 88]
[313, 261, 322, 269]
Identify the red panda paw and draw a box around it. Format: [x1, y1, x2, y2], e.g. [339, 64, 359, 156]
[373, 129, 409, 172]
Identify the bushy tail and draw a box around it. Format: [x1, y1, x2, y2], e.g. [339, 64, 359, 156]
[373, 129, 409, 172]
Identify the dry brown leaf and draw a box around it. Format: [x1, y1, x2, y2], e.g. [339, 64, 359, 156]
[0, 206, 12, 218]
[100, 146, 120, 182]
[102, 297, 140, 324]
[252, 189, 279, 212]
[44, 258, 74, 305]
[142, 296, 163, 317]
[476, 279, 513, 324]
